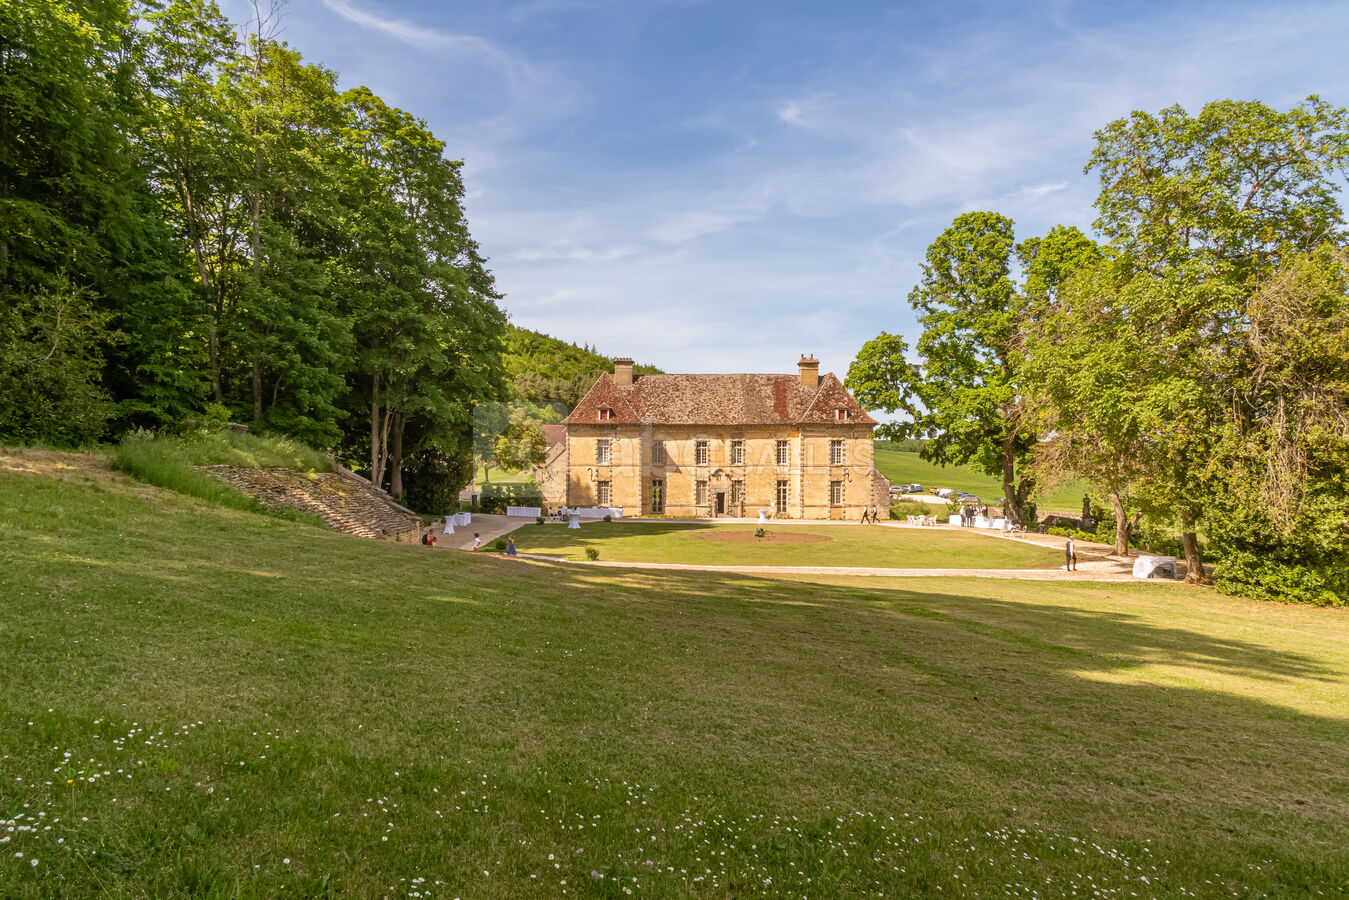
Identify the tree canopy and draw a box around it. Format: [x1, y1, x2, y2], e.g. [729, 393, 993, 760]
[853, 97, 1349, 602]
[1, 0, 509, 506]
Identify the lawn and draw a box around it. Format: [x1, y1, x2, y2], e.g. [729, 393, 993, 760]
[875, 443, 1089, 512]
[508, 521, 1064, 569]
[2, 448, 1348, 897]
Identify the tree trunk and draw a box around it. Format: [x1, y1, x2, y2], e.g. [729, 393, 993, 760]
[1179, 509, 1208, 584]
[1111, 491, 1131, 556]
[205, 324, 222, 403]
[252, 355, 263, 422]
[175, 170, 224, 403]
[369, 371, 382, 485]
[390, 411, 405, 498]
[1001, 430, 1021, 525]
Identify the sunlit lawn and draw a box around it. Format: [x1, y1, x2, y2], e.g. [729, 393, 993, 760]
[2, 448, 1347, 897]
[509, 521, 1065, 569]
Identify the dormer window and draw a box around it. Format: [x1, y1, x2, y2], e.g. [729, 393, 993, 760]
[835, 408, 849, 422]
[598, 407, 612, 421]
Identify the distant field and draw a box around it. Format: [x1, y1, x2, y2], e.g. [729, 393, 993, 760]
[875, 444, 1088, 512]
[510, 521, 1061, 569]
[476, 465, 535, 484]
[3, 448, 1347, 897]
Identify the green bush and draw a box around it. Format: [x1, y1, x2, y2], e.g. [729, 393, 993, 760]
[1046, 525, 1093, 542]
[1208, 488, 1349, 607]
[889, 499, 930, 519]
[479, 482, 544, 513]
[583, 546, 599, 561]
[484, 536, 509, 553]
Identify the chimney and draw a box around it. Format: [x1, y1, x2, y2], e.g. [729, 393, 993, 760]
[613, 357, 634, 387]
[798, 354, 820, 388]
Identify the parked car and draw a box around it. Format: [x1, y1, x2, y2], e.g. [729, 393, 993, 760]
[889, 483, 923, 495]
[932, 487, 954, 498]
[956, 492, 981, 503]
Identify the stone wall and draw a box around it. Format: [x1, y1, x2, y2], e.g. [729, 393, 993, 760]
[198, 465, 422, 541]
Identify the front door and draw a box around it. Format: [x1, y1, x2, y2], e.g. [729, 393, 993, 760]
[715, 492, 726, 515]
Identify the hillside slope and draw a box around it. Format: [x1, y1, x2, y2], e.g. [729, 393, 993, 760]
[2, 448, 1347, 897]
[505, 324, 661, 407]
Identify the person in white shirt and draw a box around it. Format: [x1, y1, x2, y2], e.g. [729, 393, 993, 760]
[1065, 536, 1077, 571]
[472, 533, 482, 551]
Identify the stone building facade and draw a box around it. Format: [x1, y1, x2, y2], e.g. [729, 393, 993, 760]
[542, 356, 890, 519]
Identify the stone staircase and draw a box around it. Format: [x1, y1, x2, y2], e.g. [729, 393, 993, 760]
[198, 465, 422, 542]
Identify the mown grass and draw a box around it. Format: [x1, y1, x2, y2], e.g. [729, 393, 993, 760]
[876, 444, 1088, 512]
[110, 430, 330, 526]
[508, 521, 1062, 569]
[2, 449, 1348, 898]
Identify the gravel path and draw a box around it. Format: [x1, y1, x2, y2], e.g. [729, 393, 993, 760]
[510, 553, 1174, 583]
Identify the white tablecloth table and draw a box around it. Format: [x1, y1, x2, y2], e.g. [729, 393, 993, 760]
[1133, 555, 1177, 579]
[576, 507, 623, 519]
[506, 506, 542, 517]
[567, 513, 581, 529]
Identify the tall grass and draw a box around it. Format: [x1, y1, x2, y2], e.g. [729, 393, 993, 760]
[111, 429, 329, 526]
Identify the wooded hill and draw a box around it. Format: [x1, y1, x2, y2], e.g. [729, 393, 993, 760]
[504, 325, 662, 409]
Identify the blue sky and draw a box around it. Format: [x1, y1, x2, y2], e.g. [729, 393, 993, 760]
[220, 0, 1349, 377]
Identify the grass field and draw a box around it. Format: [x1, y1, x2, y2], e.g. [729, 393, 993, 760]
[875, 444, 1088, 512]
[508, 521, 1063, 569]
[2, 448, 1348, 897]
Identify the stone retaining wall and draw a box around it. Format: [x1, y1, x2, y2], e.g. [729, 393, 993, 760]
[198, 465, 421, 541]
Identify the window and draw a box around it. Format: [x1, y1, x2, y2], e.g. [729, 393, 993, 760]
[730, 440, 744, 466]
[598, 407, 612, 421]
[830, 480, 844, 506]
[597, 481, 611, 506]
[775, 439, 789, 466]
[829, 439, 846, 465]
[695, 479, 708, 506]
[731, 479, 744, 506]
[835, 407, 849, 422]
[650, 479, 665, 514]
[651, 439, 666, 466]
[695, 440, 709, 465]
[596, 438, 611, 466]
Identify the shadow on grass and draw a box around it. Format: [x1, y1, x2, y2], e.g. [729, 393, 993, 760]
[6, 467, 1349, 892]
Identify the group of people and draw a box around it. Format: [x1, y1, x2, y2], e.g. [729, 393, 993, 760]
[858, 505, 883, 523]
[959, 503, 991, 526]
[422, 526, 517, 556]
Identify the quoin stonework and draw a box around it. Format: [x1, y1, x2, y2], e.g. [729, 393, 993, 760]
[539, 355, 892, 518]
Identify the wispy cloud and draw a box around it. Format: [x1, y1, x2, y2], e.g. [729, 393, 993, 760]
[776, 94, 831, 129]
[265, 0, 1349, 374]
[319, 0, 528, 78]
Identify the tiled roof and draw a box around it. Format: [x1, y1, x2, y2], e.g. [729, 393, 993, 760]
[565, 372, 877, 426]
[542, 424, 566, 448]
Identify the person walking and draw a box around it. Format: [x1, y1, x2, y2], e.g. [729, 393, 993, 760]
[1065, 536, 1077, 571]
[506, 534, 517, 557]
[860, 506, 870, 524]
[472, 532, 482, 551]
